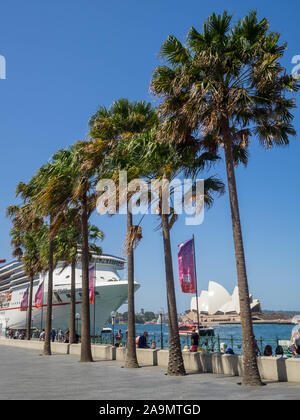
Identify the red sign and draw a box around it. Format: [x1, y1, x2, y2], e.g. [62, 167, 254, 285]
[34, 281, 44, 309]
[20, 287, 29, 311]
[178, 239, 196, 293]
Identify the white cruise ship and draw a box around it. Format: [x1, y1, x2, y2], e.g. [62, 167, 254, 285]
[0, 254, 140, 336]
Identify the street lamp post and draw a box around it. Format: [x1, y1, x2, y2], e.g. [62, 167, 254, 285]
[111, 311, 116, 346]
[158, 308, 164, 349]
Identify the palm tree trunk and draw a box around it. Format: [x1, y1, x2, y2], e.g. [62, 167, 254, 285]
[69, 258, 76, 344]
[26, 273, 34, 340]
[223, 119, 261, 386]
[125, 211, 139, 368]
[80, 191, 93, 362]
[161, 213, 186, 376]
[43, 234, 54, 356]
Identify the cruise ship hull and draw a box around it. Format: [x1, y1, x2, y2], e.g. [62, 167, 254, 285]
[0, 255, 139, 336]
[1, 281, 137, 334]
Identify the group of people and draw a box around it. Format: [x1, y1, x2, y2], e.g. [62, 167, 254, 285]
[185, 327, 300, 358]
[136, 331, 157, 349]
[38, 328, 79, 343]
[7, 329, 25, 340]
[111, 330, 156, 349]
[253, 327, 300, 358]
[113, 330, 156, 349]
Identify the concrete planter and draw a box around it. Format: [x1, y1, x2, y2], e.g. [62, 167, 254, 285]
[182, 352, 201, 372]
[0, 339, 43, 351]
[136, 348, 159, 366]
[284, 358, 300, 383]
[51, 342, 69, 355]
[69, 343, 80, 356]
[257, 356, 279, 381]
[199, 352, 213, 373]
[222, 354, 239, 376]
[92, 344, 115, 360]
[115, 346, 126, 361]
[212, 353, 224, 374]
[70, 343, 116, 360]
[157, 349, 169, 367]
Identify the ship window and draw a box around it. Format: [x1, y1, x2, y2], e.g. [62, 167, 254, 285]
[66, 294, 71, 298]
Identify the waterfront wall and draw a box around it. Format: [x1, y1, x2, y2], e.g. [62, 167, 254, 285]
[1, 339, 299, 383]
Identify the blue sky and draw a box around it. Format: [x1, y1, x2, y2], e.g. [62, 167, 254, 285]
[0, 0, 299, 313]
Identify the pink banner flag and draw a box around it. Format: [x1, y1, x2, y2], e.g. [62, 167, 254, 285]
[178, 238, 196, 293]
[20, 286, 29, 311]
[34, 281, 44, 309]
[89, 266, 95, 304]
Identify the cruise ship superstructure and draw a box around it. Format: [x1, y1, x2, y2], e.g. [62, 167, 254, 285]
[0, 254, 139, 335]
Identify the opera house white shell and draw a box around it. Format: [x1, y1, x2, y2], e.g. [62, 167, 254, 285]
[191, 281, 261, 315]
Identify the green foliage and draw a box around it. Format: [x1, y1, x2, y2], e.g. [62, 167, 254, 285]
[151, 10, 299, 150]
[144, 311, 156, 322]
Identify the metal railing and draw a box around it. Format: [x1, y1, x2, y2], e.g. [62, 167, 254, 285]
[6, 329, 290, 356]
[90, 333, 284, 354]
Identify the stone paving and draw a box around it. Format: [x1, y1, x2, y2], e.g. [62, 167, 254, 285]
[0, 345, 300, 399]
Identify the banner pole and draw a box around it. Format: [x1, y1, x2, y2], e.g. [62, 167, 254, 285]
[192, 235, 200, 334]
[40, 280, 44, 332]
[94, 263, 96, 340]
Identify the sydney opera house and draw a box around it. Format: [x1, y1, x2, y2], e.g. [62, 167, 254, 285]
[191, 281, 261, 315]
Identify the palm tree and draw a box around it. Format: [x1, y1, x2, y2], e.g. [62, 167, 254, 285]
[70, 142, 106, 362]
[15, 148, 103, 359]
[53, 218, 79, 344]
[15, 151, 78, 355]
[88, 99, 158, 368]
[7, 205, 47, 340]
[151, 11, 299, 385]
[54, 218, 104, 344]
[32, 146, 100, 361]
[127, 129, 224, 375]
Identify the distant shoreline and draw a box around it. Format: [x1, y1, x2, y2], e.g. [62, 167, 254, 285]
[183, 311, 296, 326]
[200, 320, 293, 326]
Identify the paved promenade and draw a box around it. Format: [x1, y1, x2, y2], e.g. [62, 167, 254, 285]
[0, 345, 300, 399]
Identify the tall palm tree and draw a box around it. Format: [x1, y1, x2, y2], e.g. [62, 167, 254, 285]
[126, 129, 224, 375]
[71, 142, 106, 362]
[16, 148, 103, 359]
[151, 11, 299, 385]
[54, 218, 104, 344]
[15, 151, 77, 355]
[88, 99, 158, 368]
[7, 205, 47, 340]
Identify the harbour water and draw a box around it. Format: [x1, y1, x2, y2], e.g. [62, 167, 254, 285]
[106, 323, 295, 354]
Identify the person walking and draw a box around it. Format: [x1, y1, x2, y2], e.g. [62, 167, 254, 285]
[58, 329, 64, 342]
[50, 328, 56, 342]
